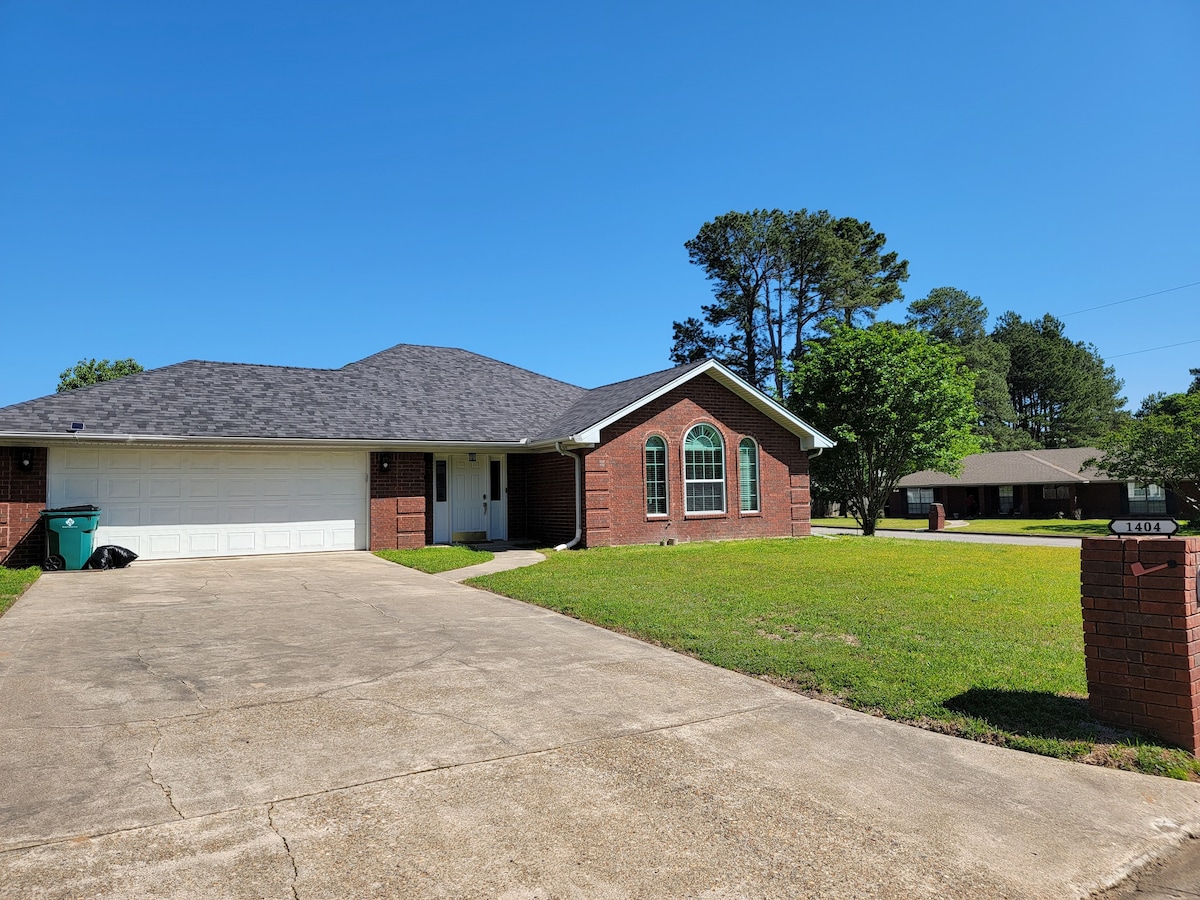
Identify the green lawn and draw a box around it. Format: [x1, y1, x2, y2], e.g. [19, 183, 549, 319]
[374, 546, 494, 574]
[812, 516, 1198, 537]
[0, 567, 40, 618]
[472, 538, 1200, 780]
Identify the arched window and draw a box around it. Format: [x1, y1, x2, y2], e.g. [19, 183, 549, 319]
[645, 436, 667, 515]
[738, 438, 759, 513]
[684, 424, 725, 513]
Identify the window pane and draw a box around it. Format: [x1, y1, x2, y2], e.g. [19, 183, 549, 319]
[645, 437, 667, 515]
[684, 424, 724, 513]
[907, 487, 933, 516]
[435, 460, 447, 503]
[738, 439, 758, 512]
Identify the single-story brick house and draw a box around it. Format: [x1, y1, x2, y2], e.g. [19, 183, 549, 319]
[890, 448, 1195, 520]
[0, 344, 833, 566]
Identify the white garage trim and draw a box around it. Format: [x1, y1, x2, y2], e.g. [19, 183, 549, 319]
[48, 447, 369, 560]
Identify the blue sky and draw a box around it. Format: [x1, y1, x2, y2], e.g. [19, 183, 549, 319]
[2, 1, 1197, 410]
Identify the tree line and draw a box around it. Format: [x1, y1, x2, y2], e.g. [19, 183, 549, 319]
[673, 208, 1126, 452]
[672, 208, 1199, 533]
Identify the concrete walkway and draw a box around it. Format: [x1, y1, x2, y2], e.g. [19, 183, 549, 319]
[814, 524, 1086, 547]
[434, 547, 546, 581]
[2, 552, 1199, 898]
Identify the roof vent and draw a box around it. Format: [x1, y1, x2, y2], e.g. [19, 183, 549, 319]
[70, 422, 85, 432]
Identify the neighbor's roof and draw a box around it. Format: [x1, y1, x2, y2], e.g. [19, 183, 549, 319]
[0, 345, 832, 449]
[897, 448, 1113, 488]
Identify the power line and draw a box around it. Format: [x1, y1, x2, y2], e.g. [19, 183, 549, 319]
[1108, 337, 1200, 360]
[1062, 280, 1200, 317]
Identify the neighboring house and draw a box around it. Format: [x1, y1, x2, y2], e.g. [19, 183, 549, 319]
[891, 448, 1192, 520]
[0, 344, 833, 566]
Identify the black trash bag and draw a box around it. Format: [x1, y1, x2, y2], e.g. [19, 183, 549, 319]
[84, 545, 139, 570]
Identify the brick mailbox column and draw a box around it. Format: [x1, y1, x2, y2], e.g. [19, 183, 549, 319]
[1080, 537, 1200, 754]
[927, 503, 946, 532]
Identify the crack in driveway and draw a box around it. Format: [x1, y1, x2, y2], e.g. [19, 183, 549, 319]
[147, 725, 184, 820]
[267, 803, 300, 900]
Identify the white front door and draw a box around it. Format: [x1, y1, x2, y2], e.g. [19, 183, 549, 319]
[450, 454, 487, 541]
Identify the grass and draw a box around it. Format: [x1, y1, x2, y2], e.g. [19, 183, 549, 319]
[812, 516, 1199, 537]
[374, 545, 494, 574]
[471, 537, 1200, 780]
[0, 566, 40, 618]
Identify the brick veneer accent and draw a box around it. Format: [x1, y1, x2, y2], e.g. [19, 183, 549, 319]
[369, 452, 430, 550]
[580, 374, 811, 548]
[1081, 536, 1200, 754]
[0, 447, 48, 568]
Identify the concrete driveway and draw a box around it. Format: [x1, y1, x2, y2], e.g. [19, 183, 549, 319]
[2, 552, 1199, 898]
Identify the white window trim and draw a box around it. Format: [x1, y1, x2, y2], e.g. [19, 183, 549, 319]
[645, 435, 668, 517]
[738, 437, 760, 514]
[683, 423, 726, 515]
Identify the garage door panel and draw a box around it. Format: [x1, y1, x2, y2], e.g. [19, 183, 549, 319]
[226, 504, 256, 524]
[149, 479, 181, 498]
[48, 448, 369, 560]
[107, 478, 141, 499]
[189, 533, 219, 554]
[225, 478, 257, 498]
[107, 449, 141, 469]
[262, 479, 291, 497]
[227, 533, 256, 552]
[62, 449, 99, 470]
[185, 505, 219, 524]
[189, 478, 219, 498]
[106, 507, 141, 527]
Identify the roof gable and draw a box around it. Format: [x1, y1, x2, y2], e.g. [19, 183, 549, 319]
[535, 359, 834, 449]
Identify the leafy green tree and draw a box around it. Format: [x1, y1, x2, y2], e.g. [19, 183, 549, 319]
[790, 325, 979, 535]
[57, 358, 145, 393]
[1089, 389, 1200, 521]
[992, 313, 1125, 448]
[673, 209, 908, 396]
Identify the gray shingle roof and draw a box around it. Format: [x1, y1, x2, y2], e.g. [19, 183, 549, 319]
[531, 360, 709, 442]
[0, 345, 589, 443]
[897, 448, 1112, 488]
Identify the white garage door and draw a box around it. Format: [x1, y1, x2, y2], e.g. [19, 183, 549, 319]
[48, 447, 369, 560]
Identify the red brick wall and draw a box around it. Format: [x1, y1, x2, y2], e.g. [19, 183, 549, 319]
[582, 374, 810, 547]
[369, 452, 428, 550]
[1081, 536, 1200, 754]
[0, 447, 48, 568]
[508, 452, 577, 546]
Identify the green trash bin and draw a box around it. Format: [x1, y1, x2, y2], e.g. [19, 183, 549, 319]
[41, 505, 101, 571]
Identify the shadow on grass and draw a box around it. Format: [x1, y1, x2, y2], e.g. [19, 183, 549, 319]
[943, 688, 1116, 742]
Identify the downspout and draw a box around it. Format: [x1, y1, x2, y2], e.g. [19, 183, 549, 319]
[807, 447, 823, 460]
[554, 441, 583, 551]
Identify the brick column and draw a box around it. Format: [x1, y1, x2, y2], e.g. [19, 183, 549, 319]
[0, 447, 48, 568]
[1080, 537, 1200, 754]
[928, 502, 946, 531]
[369, 452, 428, 550]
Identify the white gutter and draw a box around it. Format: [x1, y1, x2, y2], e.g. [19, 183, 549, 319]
[0, 433, 531, 452]
[553, 441, 583, 551]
